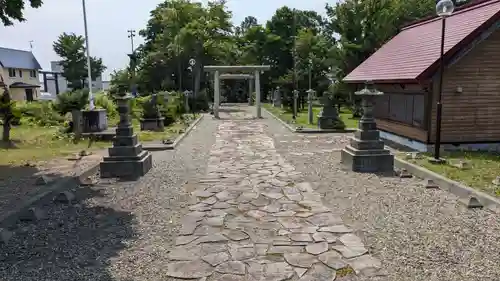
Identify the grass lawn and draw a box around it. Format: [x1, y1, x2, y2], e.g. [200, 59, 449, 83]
[0, 126, 110, 166]
[263, 103, 359, 129]
[0, 114, 199, 166]
[403, 151, 500, 197]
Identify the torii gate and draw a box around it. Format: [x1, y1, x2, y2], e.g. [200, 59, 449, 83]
[218, 74, 254, 105]
[204, 65, 271, 118]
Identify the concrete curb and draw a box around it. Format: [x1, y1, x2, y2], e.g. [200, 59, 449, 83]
[0, 162, 100, 229]
[395, 157, 500, 213]
[262, 107, 356, 134]
[143, 114, 204, 151]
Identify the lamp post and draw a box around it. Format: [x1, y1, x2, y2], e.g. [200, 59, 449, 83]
[188, 58, 196, 114]
[81, 0, 94, 109]
[433, 0, 454, 162]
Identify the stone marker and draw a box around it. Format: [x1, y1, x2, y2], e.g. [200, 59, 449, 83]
[467, 197, 483, 209]
[492, 176, 500, 186]
[317, 94, 344, 130]
[396, 168, 412, 178]
[53, 191, 76, 204]
[19, 207, 45, 221]
[35, 175, 51, 185]
[0, 228, 13, 244]
[341, 82, 394, 174]
[423, 179, 439, 189]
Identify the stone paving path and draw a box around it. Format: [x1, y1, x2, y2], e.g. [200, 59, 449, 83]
[166, 109, 381, 280]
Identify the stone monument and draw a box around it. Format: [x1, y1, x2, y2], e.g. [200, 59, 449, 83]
[306, 89, 315, 124]
[273, 87, 281, 108]
[341, 82, 394, 174]
[100, 93, 153, 180]
[317, 94, 344, 130]
[292, 90, 299, 117]
[183, 90, 192, 113]
[140, 93, 165, 132]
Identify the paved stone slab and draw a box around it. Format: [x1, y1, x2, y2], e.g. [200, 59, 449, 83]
[306, 242, 329, 255]
[216, 261, 246, 275]
[164, 116, 381, 279]
[202, 252, 230, 266]
[298, 263, 336, 281]
[284, 252, 317, 268]
[318, 251, 348, 270]
[166, 260, 214, 278]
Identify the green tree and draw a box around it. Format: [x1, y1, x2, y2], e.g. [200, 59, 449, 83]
[0, 0, 43, 26]
[53, 32, 106, 90]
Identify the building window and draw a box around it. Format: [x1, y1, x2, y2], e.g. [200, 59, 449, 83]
[19, 70, 23, 78]
[374, 93, 426, 129]
[30, 70, 37, 78]
[8, 68, 16, 77]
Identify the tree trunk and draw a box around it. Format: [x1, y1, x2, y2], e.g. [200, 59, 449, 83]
[2, 121, 10, 142]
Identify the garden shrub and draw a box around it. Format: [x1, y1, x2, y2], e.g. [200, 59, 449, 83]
[16, 101, 65, 126]
[92, 92, 118, 120]
[53, 89, 89, 115]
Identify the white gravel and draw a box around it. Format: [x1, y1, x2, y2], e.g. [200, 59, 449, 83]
[0, 116, 218, 281]
[263, 109, 500, 281]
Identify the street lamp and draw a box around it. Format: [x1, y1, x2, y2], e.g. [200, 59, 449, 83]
[188, 58, 196, 114]
[432, 0, 454, 162]
[81, 0, 94, 109]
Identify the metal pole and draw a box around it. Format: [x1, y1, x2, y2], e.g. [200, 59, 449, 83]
[82, 0, 94, 109]
[434, 17, 446, 161]
[292, 9, 297, 118]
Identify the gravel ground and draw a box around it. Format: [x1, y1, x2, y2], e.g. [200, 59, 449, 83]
[0, 116, 218, 281]
[262, 109, 500, 281]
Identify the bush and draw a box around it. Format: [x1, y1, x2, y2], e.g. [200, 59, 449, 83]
[92, 92, 118, 119]
[140, 94, 163, 119]
[190, 90, 210, 112]
[53, 89, 89, 115]
[16, 101, 65, 126]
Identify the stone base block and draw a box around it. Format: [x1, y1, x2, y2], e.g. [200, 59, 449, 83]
[341, 146, 394, 174]
[100, 151, 152, 180]
[140, 118, 165, 132]
[318, 116, 345, 130]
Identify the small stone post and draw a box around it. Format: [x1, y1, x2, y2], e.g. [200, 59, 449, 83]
[306, 89, 315, 125]
[213, 71, 220, 118]
[100, 93, 153, 180]
[273, 87, 281, 108]
[340, 82, 394, 174]
[292, 90, 299, 118]
[254, 70, 261, 118]
[183, 90, 191, 113]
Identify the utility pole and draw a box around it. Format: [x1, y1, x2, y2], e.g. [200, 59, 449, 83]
[127, 29, 136, 54]
[82, 0, 94, 109]
[292, 9, 298, 120]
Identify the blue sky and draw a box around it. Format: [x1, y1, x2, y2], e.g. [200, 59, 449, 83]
[0, 0, 331, 80]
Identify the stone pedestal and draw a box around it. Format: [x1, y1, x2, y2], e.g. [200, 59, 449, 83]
[341, 84, 394, 174]
[100, 94, 152, 180]
[317, 95, 344, 130]
[82, 109, 108, 133]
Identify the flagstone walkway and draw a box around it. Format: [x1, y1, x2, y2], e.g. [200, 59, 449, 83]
[165, 108, 381, 280]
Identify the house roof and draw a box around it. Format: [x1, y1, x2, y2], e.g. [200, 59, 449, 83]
[9, 82, 41, 88]
[0, 47, 42, 70]
[343, 0, 500, 83]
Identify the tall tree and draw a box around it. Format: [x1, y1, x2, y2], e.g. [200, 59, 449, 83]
[53, 32, 106, 90]
[0, 0, 43, 26]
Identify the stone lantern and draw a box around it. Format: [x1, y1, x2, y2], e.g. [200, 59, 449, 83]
[340, 82, 394, 174]
[100, 93, 153, 180]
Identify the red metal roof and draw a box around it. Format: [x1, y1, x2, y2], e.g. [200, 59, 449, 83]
[343, 0, 500, 83]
